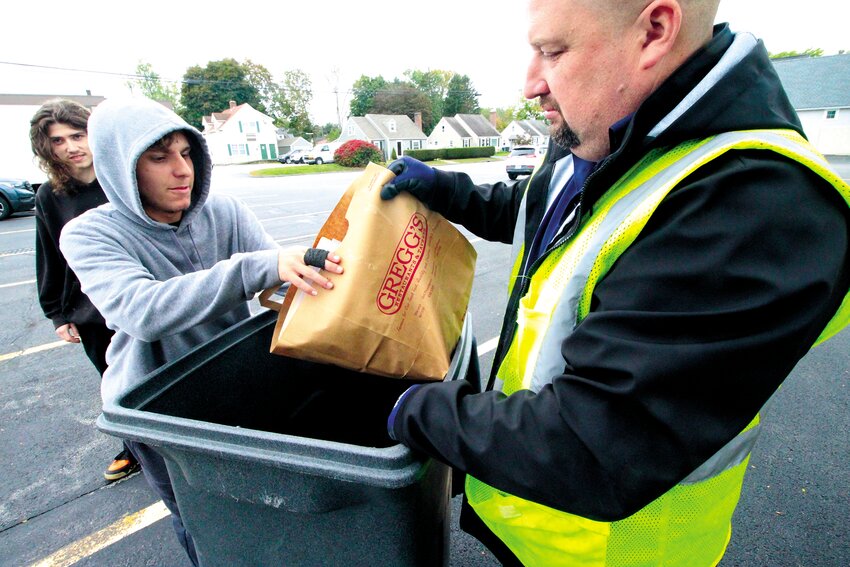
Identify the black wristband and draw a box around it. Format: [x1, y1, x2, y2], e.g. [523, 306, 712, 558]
[303, 248, 330, 268]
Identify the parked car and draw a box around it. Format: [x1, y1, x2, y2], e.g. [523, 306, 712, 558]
[505, 146, 544, 180]
[279, 149, 308, 164]
[0, 177, 36, 220]
[304, 142, 342, 165]
[287, 149, 309, 164]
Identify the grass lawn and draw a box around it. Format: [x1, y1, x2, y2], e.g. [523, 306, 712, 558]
[250, 156, 504, 177]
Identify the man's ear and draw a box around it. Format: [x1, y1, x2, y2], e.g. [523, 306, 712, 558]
[637, 0, 682, 71]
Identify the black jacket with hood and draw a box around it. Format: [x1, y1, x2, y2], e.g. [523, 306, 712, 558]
[390, 25, 850, 524]
[35, 179, 109, 329]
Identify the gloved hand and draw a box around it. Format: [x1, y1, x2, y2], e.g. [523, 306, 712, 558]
[381, 156, 436, 201]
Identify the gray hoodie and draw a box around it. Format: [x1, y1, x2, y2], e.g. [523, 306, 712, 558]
[60, 97, 281, 405]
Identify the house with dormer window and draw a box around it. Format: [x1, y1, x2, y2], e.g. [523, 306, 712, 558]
[427, 113, 501, 150]
[201, 101, 279, 164]
[337, 113, 427, 160]
[500, 119, 550, 150]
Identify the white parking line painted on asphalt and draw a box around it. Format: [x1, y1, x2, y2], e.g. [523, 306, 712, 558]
[0, 340, 69, 363]
[0, 250, 33, 258]
[23, 335, 502, 565]
[0, 279, 35, 288]
[261, 210, 333, 223]
[478, 336, 498, 355]
[29, 501, 170, 567]
[0, 228, 35, 235]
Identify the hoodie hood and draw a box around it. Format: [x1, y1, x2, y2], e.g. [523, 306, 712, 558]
[88, 97, 212, 229]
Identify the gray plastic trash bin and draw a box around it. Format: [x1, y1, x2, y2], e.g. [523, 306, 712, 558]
[97, 309, 477, 567]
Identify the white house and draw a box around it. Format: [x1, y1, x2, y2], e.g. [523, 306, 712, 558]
[202, 101, 279, 164]
[337, 114, 427, 160]
[773, 54, 850, 156]
[427, 113, 501, 149]
[500, 119, 550, 150]
[0, 92, 106, 186]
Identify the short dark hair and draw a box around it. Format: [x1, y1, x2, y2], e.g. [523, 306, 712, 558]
[146, 130, 190, 153]
[29, 99, 91, 193]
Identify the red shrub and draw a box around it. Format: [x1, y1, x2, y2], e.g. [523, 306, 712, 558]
[334, 140, 384, 167]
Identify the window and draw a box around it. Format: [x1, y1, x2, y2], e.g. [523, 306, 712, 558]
[826, 109, 838, 119]
[441, 125, 446, 132]
[412, 140, 421, 150]
[246, 134, 257, 141]
[347, 124, 355, 135]
[229, 144, 248, 156]
[463, 138, 471, 148]
[388, 119, 397, 133]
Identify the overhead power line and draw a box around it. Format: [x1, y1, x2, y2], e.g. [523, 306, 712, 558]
[0, 60, 485, 97]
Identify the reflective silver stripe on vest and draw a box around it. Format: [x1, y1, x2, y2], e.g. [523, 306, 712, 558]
[527, 130, 825, 392]
[681, 423, 761, 484]
[510, 195, 527, 279]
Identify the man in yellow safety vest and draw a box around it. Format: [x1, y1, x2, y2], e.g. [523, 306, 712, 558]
[381, 1, 850, 565]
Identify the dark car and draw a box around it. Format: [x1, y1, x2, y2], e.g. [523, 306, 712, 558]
[279, 149, 308, 164]
[0, 177, 36, 220]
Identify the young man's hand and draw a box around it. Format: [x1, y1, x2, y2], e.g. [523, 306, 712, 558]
[278, 246, 343, 295]
[56, 322, 82, 343]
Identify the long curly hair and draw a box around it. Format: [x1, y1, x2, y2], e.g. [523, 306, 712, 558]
[29, 99, 91, 194]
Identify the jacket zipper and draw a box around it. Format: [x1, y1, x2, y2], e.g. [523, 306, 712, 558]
[488, 160, 612, 387]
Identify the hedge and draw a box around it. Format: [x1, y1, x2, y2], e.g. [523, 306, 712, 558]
[405, 146, 495, 162]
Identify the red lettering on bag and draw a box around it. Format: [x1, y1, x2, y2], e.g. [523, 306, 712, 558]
[377, 213, 428, 314]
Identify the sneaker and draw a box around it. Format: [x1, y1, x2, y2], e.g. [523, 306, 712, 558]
[104, 448, 140, 482]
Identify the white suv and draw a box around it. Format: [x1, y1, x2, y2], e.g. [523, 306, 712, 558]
[505, 146, 545, 180]
[304, 142, 342, 165]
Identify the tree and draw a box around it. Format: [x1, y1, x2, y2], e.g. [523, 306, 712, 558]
[180, 58, 262, 127]
[371, 81, 434, 132]
[242, 59, 277, 117]
[514, 96, 544, 121]
[404, 69, 452, 127]
[276, 69, 314, 135]
[128, 61, 181, 111]
[350, 75, 388, 117]
[769, 48, 824, 59]
[481, 107, 516, 131]
[442, 74, 480, 116]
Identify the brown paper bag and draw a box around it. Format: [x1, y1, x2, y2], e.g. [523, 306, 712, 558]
[260, 162, 477, 380]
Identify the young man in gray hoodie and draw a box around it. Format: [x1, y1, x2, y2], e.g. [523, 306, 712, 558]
[60, 97, 342, 564]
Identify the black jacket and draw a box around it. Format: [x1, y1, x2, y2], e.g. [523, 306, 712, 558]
[35, 179, 109, 328]
[391, 26, 850, 522]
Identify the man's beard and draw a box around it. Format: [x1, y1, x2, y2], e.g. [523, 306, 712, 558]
[550, 120, 581, 149]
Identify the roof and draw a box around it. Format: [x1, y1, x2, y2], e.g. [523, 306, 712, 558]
[0, 93, 106, 108]
[365, 114, 427, 139]
[443, 117, 468, 137]
[348, 117, 384, 139]
[456, 114, 500, 137]
[202, 103, 258, 133]
[772, 54, 850, 110]
[517, 119, 549, 137]
[280, 136, 308, 145]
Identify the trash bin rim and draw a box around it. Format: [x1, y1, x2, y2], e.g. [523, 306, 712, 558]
[98, 310, 474, 482]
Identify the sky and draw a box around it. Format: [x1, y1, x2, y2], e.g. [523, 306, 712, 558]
[2, 0, 848, 125]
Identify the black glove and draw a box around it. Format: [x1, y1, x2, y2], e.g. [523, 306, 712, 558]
[381, 156, 436, 201]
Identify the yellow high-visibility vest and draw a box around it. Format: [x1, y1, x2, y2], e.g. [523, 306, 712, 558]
[467, 130, 850, 566]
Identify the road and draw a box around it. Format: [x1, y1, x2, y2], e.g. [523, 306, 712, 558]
[1, 159, 848, 566]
